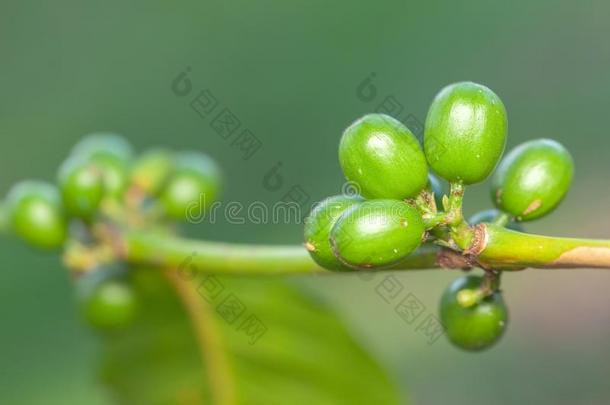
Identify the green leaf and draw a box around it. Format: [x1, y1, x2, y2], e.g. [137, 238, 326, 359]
[98, 268, 402, 405]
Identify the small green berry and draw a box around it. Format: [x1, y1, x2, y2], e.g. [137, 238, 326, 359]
[161, 151, 221, 220]
[71, 132, 134, 163]
[424, 82, 507, 184]
[469, 209, 523, 232]
[71, 133, 133, 198]
[440, 275, 508, 351]
[89, 154, 130, 198]
[5, 180, 67, 250]
[491, 139, 573, 221]
[304, 195, 363, 271]
[339, 114, 428, 199]
[330, 199, 425, 269]
[81, 278, 138, 331]
[57, 156, 104, 219]
[130, 148, 174, 195]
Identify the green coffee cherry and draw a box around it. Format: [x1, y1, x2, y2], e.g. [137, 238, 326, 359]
[81, 278, 138, 331]
[440, 275, 508, 351]
[339, 114, 428, 199]
[424, 82, 507, 184]
[90, 154, 130, 198]
[5, 180, 67, 250]
[161, 151, 221, 220]
[330, 199, 425, 269]
[304, 195, 363, 271]
[130, 148, 174, 195]
[71, 132, 134, 163]
[469, 209, 523, 232]
[491, 139, 573, 221]
[57, 156, 104, 219]
[71, 133, 133, 198]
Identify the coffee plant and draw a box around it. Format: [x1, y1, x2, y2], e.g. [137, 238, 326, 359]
[2, 81, 607, 403]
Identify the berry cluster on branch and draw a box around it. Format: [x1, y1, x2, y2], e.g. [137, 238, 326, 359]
[0, 133, 222, 330]
[1, 81, 608, 352]
[303, 81, 577, 350]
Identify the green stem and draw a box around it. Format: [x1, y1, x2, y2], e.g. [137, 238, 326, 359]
[480, 269, 501, 296]
[445, 181, 474, 250]
[165, 270, 236, 405]
[423, 212, 447, 230]
[114, 225, 610, 275]
[492, 212, 511, 227]
[123, 231, 320, 275]
[119, 231, 441, 275]
[447, 181, 465, 222]
[477, 224, 610, 270]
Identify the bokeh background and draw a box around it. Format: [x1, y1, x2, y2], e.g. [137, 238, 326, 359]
[2, 1, 610, 404]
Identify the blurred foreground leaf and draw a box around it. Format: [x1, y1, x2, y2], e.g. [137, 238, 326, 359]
[99, 268, 401, 405]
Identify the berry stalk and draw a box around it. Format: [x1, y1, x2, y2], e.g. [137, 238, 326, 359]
[164, 269, 237, 405]
[476, 224, 610, 270]
[111, 226, 610, 276]
[115, 230, 442, 275]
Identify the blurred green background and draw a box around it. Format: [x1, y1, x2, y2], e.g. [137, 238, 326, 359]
[2, 0, 610, 404]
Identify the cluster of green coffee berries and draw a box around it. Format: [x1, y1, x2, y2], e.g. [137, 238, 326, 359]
[0, 133, 222, 331]
[304, 81, 574, 351]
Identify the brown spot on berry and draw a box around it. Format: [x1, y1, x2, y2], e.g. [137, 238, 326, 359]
[523, 199, 542, 216]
